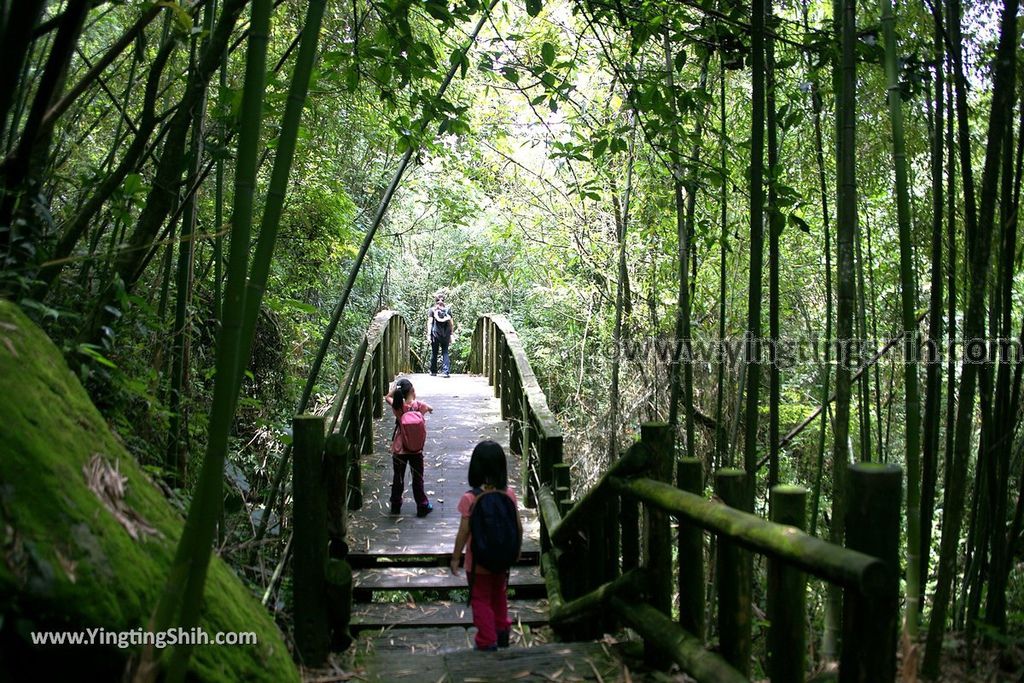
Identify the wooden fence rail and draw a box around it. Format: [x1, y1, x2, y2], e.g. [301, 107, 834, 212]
[468, 314, 563, 508]
[290, 312, 901, 682]
[537, 421, 902, 683]
[291, 310, 412, 666]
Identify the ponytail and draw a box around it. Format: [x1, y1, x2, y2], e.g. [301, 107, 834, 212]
[392, 378, 413, 416]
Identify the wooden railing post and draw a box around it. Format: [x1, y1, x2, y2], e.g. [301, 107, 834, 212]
[640, 423, 673, 617]
[372, 348, 383, 418]
[508, 367, 520, 451]
[715, 468, 752, 676]
[292, 414, 328, 666]
[360, 372, 373, 455]
[542, 435, 564, 487]
[495, 334, 504, 401]
[488, 321, 497, 387]
[553, 461, 571, 516]
[325, 429, 353, 652]
[840, 463, 901, 683]
[344, 387, 361, 511]
[621, 493, 640, 572]
[677, 457, 704, 639]
[640, 422, 673, 667]
[501, 340, 512, 418]
[324, 431, 349, 547]
[521, 397, 535, 508]
[768, 484, 808, 683]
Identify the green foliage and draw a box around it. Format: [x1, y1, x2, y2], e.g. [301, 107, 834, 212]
[0, 300, 298, 681]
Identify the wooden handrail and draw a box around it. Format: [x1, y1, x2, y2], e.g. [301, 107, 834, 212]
[537, 421, 901, 683]
[607, 476, 887, 597]
[292, 310, 412, 661]
[469, 314, 563, 504]
[549, 442, 653, 546]
[328, 310, 412, 511]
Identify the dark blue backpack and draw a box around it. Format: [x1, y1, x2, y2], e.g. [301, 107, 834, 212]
[469, 488, 521, 573]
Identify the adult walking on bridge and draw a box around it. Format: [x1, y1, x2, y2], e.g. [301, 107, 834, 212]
[427, 293, 456, 378]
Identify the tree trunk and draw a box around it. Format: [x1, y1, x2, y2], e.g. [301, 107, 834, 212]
[824, 0, 858, 660]
[881, 0, 924, 642]
[743, 0, 766, 493]
[922, 0, 1017, 675]
[919, 11, 945, 607]
[715, 61, 730, 471]
[766, 0, 782, 489]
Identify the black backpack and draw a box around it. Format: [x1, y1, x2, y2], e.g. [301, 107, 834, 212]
[469, 488, 521, 573]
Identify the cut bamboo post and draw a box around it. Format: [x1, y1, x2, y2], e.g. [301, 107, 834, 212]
[621, 495, 640, 572]
[715, 468, 751, 676]
[292, 414, 329, 666]
[677, 457, 704, 639]
[768, 484, 807, 683]
[325, 557, 353, 651]
[324, 431, 349, 551]
[840, 463, 901, 683]
[641, 423, 673, 618]
[371, 349, 382, 418]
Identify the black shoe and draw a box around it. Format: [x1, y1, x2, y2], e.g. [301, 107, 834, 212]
[390, 503, 401, 515]
[443, 372, 450, 378]
[497, 630, 510, 648]
[416, 503, 433, 518]
[476, 644, 498, 652]
[430, 371, 437, 376]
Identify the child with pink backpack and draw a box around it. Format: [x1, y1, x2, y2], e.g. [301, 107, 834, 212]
[385, 378, 434, 517]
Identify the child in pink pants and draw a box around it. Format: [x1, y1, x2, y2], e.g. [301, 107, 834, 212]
[450, 441, 522, 650]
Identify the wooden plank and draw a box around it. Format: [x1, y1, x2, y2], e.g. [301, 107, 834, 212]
[442, 642, 623, 682]
[347, 372, 542, 559]
[354, 566, 543, 590]
[350, 599, 549, 630]
[358, 630, 624, 682]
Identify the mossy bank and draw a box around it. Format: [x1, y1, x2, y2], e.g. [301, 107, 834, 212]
[0, 300, 299, 681]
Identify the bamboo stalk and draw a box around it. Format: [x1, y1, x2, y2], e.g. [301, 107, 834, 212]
[880, 0, 922, 637]
[142, 1, 275, 679]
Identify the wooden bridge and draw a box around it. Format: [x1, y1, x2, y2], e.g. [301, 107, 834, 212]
[287, 311, 903, 682]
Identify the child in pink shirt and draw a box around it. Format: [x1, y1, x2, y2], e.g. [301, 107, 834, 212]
[450, 440, 522, 650]
[385, 378, 433, 517]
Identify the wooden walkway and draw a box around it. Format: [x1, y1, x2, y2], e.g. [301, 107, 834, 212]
[353, 627, 633, 683]
[348, 372, 546, 631]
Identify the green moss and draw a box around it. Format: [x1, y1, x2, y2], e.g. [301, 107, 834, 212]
[0, 300, 299, 682]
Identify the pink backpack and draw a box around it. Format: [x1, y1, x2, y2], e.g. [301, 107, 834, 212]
[393, 404, 427, 454]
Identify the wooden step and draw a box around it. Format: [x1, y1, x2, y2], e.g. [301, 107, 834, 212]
[350, 598, 548, 631]
[353, 566, 543, 591]
[357, 628, 628, 682]
[347, 548, 540, 568]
